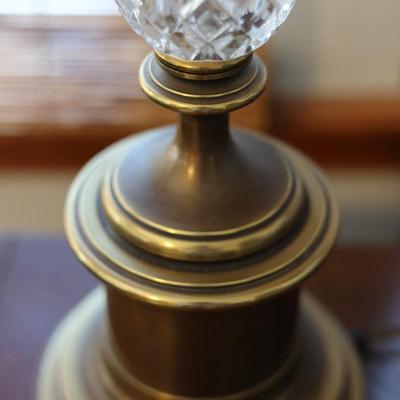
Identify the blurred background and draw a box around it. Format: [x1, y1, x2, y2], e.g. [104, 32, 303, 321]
[0, 1, 399, 399]
[0, 0, 398, 245]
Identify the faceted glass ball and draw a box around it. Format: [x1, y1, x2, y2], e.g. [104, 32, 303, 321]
[116, 0, 296, 61]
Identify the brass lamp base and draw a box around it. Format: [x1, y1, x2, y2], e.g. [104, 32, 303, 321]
[37, 288, 363, 400]
[37, 50, 364, 399]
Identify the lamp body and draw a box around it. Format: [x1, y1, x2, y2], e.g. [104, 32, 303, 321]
[37, 54, 364, 400]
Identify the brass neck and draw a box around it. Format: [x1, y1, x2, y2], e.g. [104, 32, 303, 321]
[176, 113, 231, 154]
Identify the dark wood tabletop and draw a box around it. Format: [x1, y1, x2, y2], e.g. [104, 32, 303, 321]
[0, 234, 399, 400]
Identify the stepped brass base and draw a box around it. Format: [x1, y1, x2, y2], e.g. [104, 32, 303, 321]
[37, 288, 364, 400]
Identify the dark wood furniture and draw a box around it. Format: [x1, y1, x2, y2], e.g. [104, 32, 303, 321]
[0, 235, 399, 399]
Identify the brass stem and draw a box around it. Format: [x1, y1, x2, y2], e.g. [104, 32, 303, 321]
[176, 113, 231, 154]
[173, 113, 233, 182]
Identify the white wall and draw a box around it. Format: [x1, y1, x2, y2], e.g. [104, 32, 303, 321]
[269, 0, 400, 97]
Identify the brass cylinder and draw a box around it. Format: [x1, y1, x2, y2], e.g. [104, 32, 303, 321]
[107, 287, 299, 398]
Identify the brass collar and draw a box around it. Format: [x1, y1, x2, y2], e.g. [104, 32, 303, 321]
[155, 51, 252, 81]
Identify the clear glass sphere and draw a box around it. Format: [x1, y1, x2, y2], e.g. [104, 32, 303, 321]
[116, 0, 296, 61]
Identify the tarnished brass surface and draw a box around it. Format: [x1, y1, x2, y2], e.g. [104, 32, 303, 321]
[37, 289, 364, 400]
[38, 48, 363, 400]
[102, 117, 305, 262]
[65, 126, 337, 305]
[107, 286, 299, 397]
[140, 53, 267, 114]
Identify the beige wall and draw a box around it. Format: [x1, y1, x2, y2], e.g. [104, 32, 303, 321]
[0, 168, 399, 245]
[0, 170, 76, 233]
[269, 0, 400, 97]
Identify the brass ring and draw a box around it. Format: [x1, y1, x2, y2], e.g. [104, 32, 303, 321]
[139, 53, 267, 114]
[155, 51, 253, 80]
[149, 59, 258, 99]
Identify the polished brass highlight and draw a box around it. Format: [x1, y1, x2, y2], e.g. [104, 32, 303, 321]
[37, 50, 364, 400]
[155, 52, 252, 80]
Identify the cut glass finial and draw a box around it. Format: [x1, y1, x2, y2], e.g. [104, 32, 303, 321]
[116, 0, 296, 61]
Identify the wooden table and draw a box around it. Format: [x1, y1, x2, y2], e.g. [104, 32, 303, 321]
[0, 235, 399, 399]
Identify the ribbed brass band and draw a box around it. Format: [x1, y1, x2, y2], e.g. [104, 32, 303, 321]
[140, 52, 267, 114]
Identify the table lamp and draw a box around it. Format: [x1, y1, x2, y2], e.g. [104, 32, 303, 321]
[37, 1, 364, 398]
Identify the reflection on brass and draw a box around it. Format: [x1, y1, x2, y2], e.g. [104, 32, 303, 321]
[155, 51, 252, 80]
[37, 50, 364, 399]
